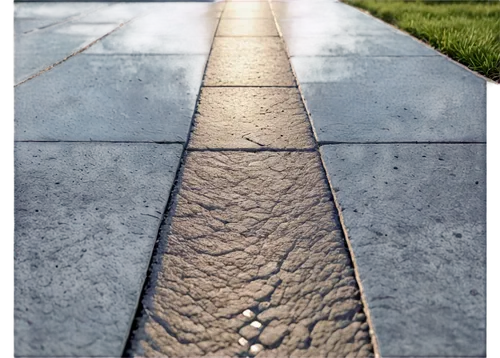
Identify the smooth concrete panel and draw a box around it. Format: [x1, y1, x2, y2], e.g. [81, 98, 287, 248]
[271, 0, 363, 20]
[15, 142, 183, 357]
[15, 54, 207, 142]
[14, 18, 64, 34]
[320, 144, 485, 357]
[117, 15, 218, 37]
[14, 2, 105, 18]
[294, 57, 485, 143]
[14, 32, 95, 82]
[284, 34, 438, 57]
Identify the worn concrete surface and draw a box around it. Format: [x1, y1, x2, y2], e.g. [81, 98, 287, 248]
[205, 38, 295, 86]
[15, 142, 183, 357]
[284, 34, 438, 57]
[189, 87, 314, 149]
[217, 19, 278, 37]
[320, 144, 486, 357]
[293, 57, 486, 143]
[15, 54, 207, 142]
[129, 152, 373, 357]
[14, 32, 95, 83]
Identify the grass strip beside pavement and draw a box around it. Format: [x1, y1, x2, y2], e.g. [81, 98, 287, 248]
[343, 0, 500, 82]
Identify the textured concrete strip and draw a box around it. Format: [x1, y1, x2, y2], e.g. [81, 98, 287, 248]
[14, 2, 103, 19]
[128, 151, 373, 357]
[15, 54, 207, 142]
[271, 1, 367, 20]
[223, 2, 273, 18]
[279, 17, 396, 36]
[14, 142, 183, 357]
[217, 19, 279, 37]
[320, 144, 486, 357]
[204, 37, 295, 86]
[189, 87, 314, 149]
[293, 57, 485, 143]
[284, 34, 438, 57]
[14, 22, 119, 83]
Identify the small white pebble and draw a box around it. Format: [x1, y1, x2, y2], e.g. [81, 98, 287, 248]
[249, 344, 264, 354]
[250, 321, 262, 329]
[238, 337, 248, 346]
[242, 309, 254, 318]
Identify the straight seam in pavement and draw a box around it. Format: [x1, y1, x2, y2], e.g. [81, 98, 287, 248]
[268, 3, 381, 357]
[19, 3, 111, 35]
[14, 6, 151, 87]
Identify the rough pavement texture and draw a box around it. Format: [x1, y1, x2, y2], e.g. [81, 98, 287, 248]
[189, 87, 315, 149]
[129, 152, 373, 357]
[205, 38, 295, 86]
[217, 19, 279, 37]
[321, 144, 486, 357]
[15, 143, 183, 357]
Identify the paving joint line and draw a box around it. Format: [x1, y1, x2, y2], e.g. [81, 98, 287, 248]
[187, 147, 317, 152]
[14, 9, 152, 87]
[269, 1, 382, 357]
[319, 141, 487, 145]
[120, 3, 227, 355]
[18, 3, 112, 36]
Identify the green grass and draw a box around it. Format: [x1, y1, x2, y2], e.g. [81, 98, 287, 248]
[343, 0, 500, 81]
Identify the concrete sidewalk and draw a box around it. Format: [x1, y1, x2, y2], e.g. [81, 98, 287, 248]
[14, 0, 486, 357]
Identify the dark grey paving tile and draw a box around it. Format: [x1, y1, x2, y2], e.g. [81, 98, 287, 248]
[15, 54, 207, 142]
[189, 87, 314, 149]
[43, 22, 118, 38]
[271, 0, 359, 20]
[278, 18, 396, 36]
[205, 37, 295, 86]
[294, 57, 485, 143]
[15, 142, 183, 357]
[223, 2, 272, 18]
[285, 34, 437, 57]
[128, 151, 373, 357]
[88, 34, 214, 55]
[217, 19, 278, 37]
[75, 3, 155, 23]
[14, 2, 105, 19]
[320, 143, 485, 357]
[14, 23, 119, 83]
[107, 15, 219, 37]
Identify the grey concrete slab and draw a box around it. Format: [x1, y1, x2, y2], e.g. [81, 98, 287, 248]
[205, 37, 295, 86]
[14, 22, 119, 83]
[109, 14, 219, 37]
[189, 87, 314, 149]
[223, 2, 272, 18]
[15, 142, 183, 357]
[15, 54, 207, 142]
[128, 151, 372, 357]
[14, 2, 105, 18]
[88, 33, 214, 55]
[284, 34, 438, 57]
[278, 17, 398, 38]
[74, 3, 158, 24]
[271, 0, 361, 20]
[43, 22, 119, 38]
[217, 19, 278, 37]
[320, 144, 486, 357]
[293, 57, 485, 143]
[14, 18, 63, 34]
